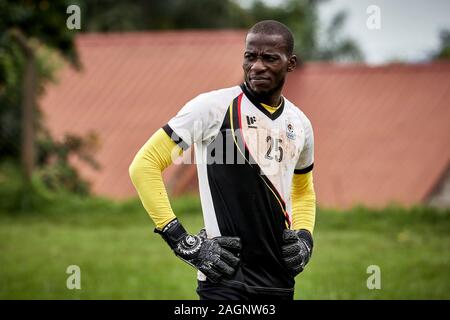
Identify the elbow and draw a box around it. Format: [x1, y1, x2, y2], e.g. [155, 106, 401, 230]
[129, 152, 161, 186]
[128, 157, 140, 185]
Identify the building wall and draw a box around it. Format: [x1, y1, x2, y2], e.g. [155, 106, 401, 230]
[427, 165, 450, 208]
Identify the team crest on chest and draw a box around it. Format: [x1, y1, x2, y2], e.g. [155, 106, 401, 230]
[286, 122, 296, 140]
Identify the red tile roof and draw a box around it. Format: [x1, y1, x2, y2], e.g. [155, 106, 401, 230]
[41, 31, 450, 208]
[284, 62, 450, 208]
[41, 31, 246, 199]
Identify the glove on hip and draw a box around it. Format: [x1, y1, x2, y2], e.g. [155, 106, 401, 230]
[281, 229, 313, 277]
[155, 219, 241, 283]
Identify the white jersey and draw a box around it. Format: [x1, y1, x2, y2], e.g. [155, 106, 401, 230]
[163, 84, 314, 292]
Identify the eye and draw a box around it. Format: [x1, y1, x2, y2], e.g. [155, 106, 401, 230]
[264, 55, 278, 62]
[244, 53, 256, 61]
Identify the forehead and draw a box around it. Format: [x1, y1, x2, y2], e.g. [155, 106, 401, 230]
[245, 33, 288, 54]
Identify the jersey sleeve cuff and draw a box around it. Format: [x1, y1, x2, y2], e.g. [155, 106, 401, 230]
[294, 163, 314, 174]
[162, 124, 190, 151]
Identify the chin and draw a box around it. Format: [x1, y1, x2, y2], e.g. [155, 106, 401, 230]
[250, 83, 271, 95]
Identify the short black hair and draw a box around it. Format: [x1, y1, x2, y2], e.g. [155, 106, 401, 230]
[247, 20, 294, 56]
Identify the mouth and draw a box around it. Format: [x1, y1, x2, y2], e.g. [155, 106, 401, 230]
[249, 76, 271, 85]
[250, 75, 270, 80]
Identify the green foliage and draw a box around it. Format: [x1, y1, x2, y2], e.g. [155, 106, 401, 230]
[0, 38, 24, 159]
[0, 161, 52, 213]
[0, 158, 101, 213]
[315, 10, 363, 62]
[1, 38, 61, 161]
[245, 1, 362, 62]
[75, 0, 362, 62]
[248, 0, 317, 61]
[434, 29, 450, 60]
[36, 130, 100, 195]
[0, 44, 97, 195]
[0, 0, 79, 66]
[0, 1, 99, 198]
[75, 0, 250, 31]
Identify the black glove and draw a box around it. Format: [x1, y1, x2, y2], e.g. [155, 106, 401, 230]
[281, 229, 313, 277]
[155, 219, 242, 283]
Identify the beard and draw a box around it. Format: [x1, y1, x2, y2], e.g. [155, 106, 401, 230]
[245, 75, 285, 104]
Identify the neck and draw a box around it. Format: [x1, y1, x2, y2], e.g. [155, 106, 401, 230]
[244, 81, 282, 106]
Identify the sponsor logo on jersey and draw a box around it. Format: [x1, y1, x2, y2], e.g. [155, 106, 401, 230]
[286, 123, 296, 140]
[246, 115, 257, 128]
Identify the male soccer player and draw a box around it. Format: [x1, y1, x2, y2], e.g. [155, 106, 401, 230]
[129, 20, 316, 300]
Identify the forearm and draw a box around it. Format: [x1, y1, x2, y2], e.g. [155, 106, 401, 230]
[129, 128, 182, 230]
[291, 171, 316, 234]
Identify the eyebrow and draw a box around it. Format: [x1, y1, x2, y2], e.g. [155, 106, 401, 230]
[244, 50, 281, 57]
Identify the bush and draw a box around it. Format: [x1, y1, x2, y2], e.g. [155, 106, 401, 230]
[0, 161, 53, 212]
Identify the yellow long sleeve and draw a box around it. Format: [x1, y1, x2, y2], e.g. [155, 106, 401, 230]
[129, 128, 183, 230]
[291, 171, 316, 234]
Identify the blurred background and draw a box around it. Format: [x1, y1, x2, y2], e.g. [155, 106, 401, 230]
[0, 0, 449, 299]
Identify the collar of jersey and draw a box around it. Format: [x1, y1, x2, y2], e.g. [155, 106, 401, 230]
[240, 83, 285, 121]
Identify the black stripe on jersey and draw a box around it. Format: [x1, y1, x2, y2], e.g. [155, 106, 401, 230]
[294, 163, 314, 174]
[205, 96, 294, 289]
[230, 94, 254, 168]
[162, 124, 190, 150]
[230, 94, 290, 228]
[240, 83, 285, 121]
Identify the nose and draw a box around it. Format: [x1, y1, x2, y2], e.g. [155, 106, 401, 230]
[251, 57, 267, 73]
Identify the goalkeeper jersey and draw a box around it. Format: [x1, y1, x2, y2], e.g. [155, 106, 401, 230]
[163, 83, 314, 293]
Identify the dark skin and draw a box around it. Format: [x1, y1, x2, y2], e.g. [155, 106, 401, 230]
[243, 32, 297, 106]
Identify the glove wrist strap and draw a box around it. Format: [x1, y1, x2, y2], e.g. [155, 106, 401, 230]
[154, 219, 187, 250]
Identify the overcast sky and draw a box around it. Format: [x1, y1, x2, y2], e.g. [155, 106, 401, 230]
[251, 0, 450, 64]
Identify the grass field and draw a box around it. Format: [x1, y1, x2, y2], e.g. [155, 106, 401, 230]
[0, 194, 449, 300]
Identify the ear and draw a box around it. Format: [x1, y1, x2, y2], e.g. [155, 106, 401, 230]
[287, 55, 297, 72]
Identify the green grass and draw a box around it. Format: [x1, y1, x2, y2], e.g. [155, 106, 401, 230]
[0, 194, 449, 300]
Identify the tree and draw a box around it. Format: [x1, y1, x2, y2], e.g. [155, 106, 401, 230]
[315, 10, 363, 62]
[433, 30, 450, 60]
[0, 1, 97, 201]
[1, 0, 78, 181]
[74, 0, 362, 62]
[247, 0, 362, 62]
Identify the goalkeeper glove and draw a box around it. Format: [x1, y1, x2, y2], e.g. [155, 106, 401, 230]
[281, 229, 313, 277]
[155, 219, 241, 283]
